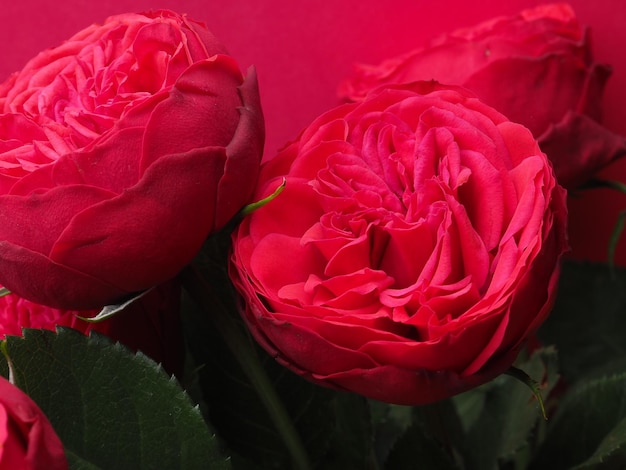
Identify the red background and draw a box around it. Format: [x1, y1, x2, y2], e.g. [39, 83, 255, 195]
[1, 0, 625, 263]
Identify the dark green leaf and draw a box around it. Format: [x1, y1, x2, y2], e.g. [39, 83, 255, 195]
[384, 421, 458, 470]
[64, 452, 105, 470]
[572, 415, 626, 470]
[1, 328, 229, 470]
[0, 350, 8, 379]
[321, 393, 375, 469]
[369, 401, 413, 466]
[538, 261, 626, 383]
[453, 347, 559, 470]
[531, 372, 626, 470]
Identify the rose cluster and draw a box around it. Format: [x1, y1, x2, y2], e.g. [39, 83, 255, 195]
[0, 12, 264, 462]
[0, 1, 615, 436]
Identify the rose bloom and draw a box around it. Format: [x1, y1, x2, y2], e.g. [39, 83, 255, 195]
[0, 10, 264, 309]
[0, 291, 100, 338]
[339, 3, 626, 189]
[0, 283, 184, 376]
[0, 376, 67, 469]
[230, 82, 568, 405]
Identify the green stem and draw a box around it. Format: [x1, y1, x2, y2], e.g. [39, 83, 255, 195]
[181, 265, 313, 470]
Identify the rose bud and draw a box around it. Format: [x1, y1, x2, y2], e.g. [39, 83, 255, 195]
[339, 3, 626, 189]
[0, 376, 67, 469]
[0, 282, 184, 376]
[230, 82, 568, 405]
[0, 10, 264, 309]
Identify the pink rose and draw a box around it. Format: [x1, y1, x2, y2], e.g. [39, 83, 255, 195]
[0, 376, 67, 469]
[230, 82, 568, 405]
[0, 292, 100, 338]
[0, 283, 184, 375]
[0, 10, 264, 309]
[339, 3, 626, 189]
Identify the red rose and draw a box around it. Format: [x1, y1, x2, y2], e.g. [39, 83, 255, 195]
[230, 82, 568, 405]
[339, 3, 626, 189]
[0, 377, 67, 469]
[0, 292, 99, 338]
[0, 283, 184, 375]
[0, 10, 264, 309]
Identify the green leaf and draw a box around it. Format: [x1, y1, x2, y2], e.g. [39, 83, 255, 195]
[320, 393, 375, 469]
[369, 401, 413, 466]
[572, 415, 626, 470]
[538, 261, 626, 382]
[384, 421, 459, 470]
[531, 373, 626, 470]
[0, 328, 229, 470]
[453, 347, 559, 470]
[65, 452, 105, 470]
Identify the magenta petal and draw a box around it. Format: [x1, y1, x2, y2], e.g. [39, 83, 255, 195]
[48, 147, 223, 298]
[0, 242, 128, 309]
[539, 112, 626, 189]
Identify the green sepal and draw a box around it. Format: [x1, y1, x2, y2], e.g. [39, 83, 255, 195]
[505, 366, 548, 420]
[241, 177, 286, 216]
[76, 288, 152, 323]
